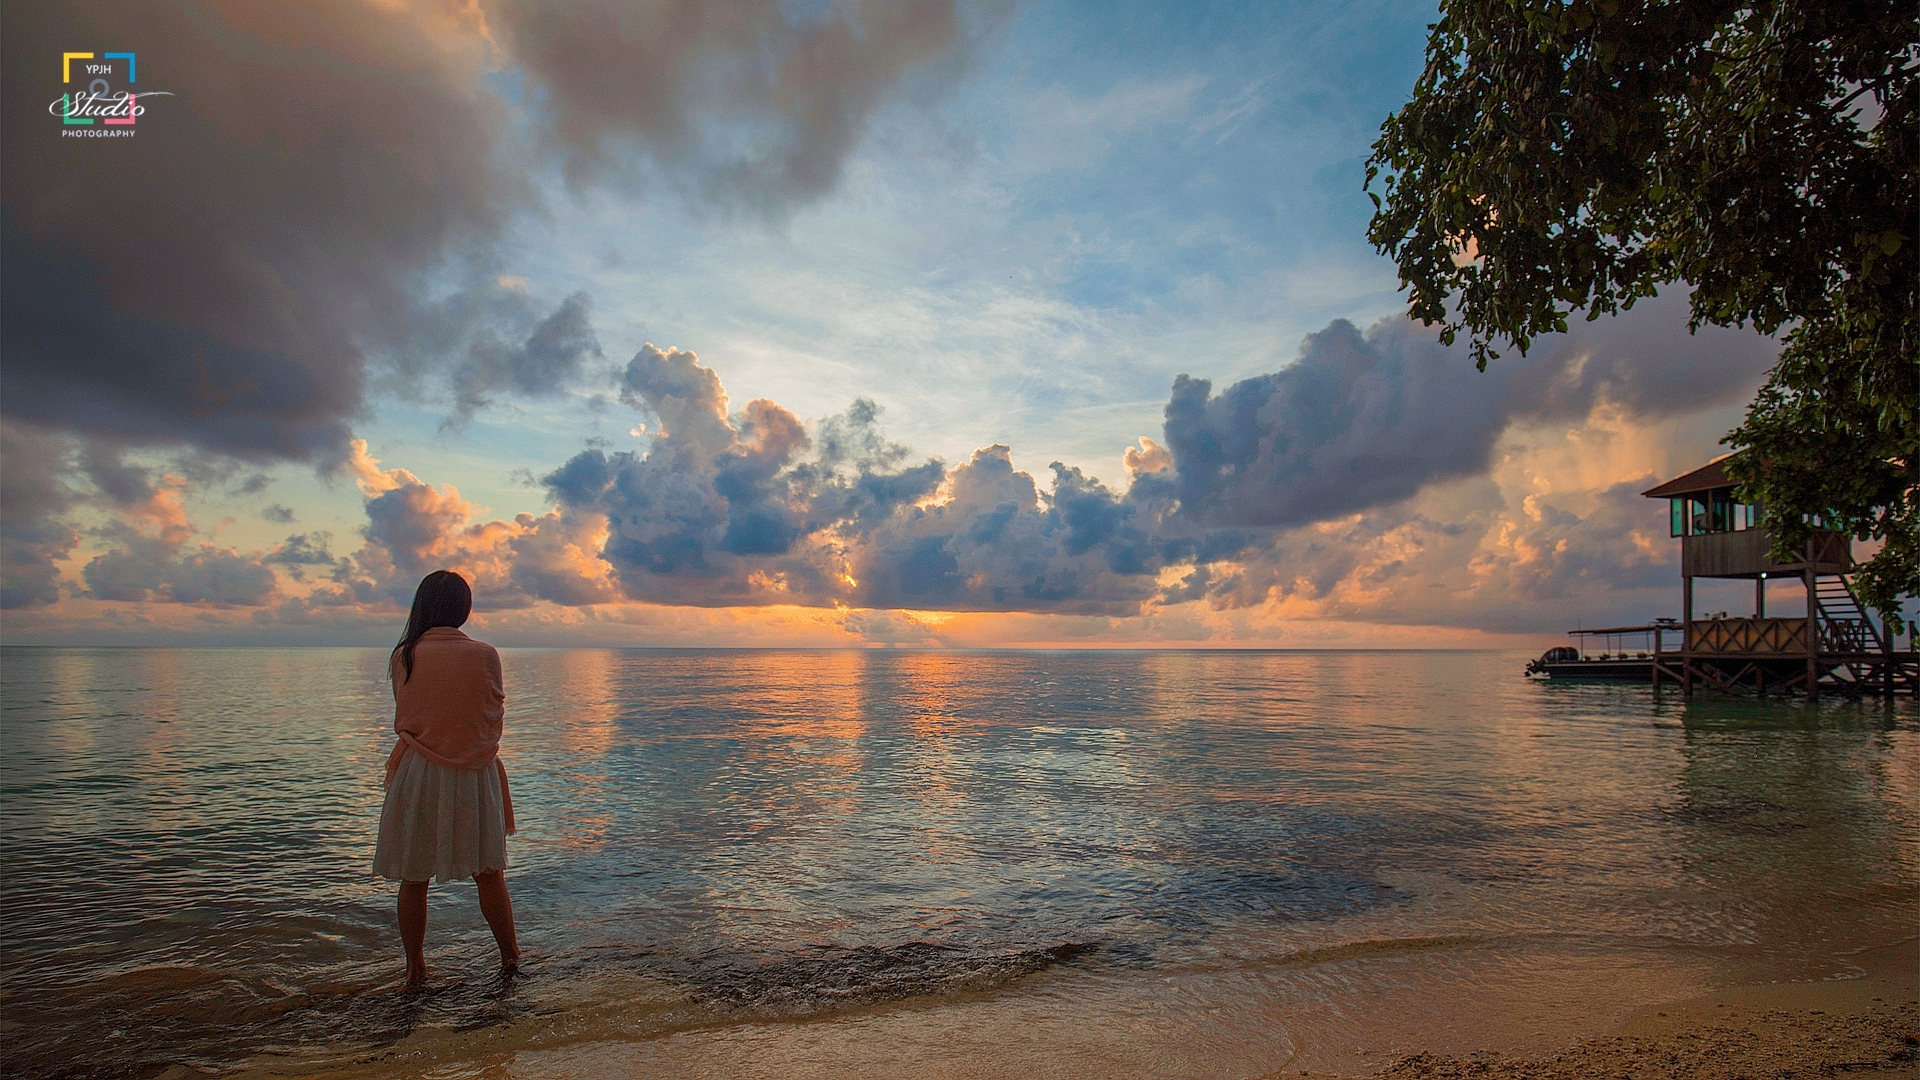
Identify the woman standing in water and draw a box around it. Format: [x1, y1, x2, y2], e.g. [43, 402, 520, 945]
[373, 570, 519, 985]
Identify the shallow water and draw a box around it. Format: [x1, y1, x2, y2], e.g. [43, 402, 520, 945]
[1, 648, 1914, 1078]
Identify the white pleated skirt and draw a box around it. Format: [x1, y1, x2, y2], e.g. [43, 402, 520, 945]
[373, 749, 508, 884]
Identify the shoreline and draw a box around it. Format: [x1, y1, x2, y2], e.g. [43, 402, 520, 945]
[1280, 942, 1920, 1080]
[222, 940, 1920, 1080]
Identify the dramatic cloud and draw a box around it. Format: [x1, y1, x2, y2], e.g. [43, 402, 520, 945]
[1, 3, 516, 463]
[1153, 295, 1776, 528]
[521, 344, 1231, 612]
[2, 4, 1761, 643]
[1, 0, 988, 469]
[2, 295, 1766, 636]
[2, 0, 995, 630]
[337, 442, 537, 611]
[1200, 473, 1682, 633]
[257, 303, 1768, 631]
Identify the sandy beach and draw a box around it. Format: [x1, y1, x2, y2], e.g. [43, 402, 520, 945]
[1287, 944, 1919, 1080]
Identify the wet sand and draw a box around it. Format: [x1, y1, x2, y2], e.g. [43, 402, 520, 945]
[221, 941, 1918, 1080]
[1284, 943, 1920, 1080]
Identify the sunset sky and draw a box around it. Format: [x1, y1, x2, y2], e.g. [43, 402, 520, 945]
[1, 0, 1787, 648]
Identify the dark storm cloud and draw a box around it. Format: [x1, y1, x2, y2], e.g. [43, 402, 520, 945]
[1, 3, 518, 463]
[1155, 298, 1776, 528]
[1, 1, 987, 474]
[3, 2, 991, 621]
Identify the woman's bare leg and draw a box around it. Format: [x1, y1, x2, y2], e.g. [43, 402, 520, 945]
[398, 880, 430, 985]
[474, 869, 519, 969]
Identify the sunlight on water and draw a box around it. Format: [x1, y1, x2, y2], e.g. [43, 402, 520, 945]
[1, 648, 1914, 1078]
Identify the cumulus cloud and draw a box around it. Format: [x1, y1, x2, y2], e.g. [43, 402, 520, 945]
[74, 469, 279, 607]
[333, 442, 530, 610]
[0, 1, 1764, 644]
[82, 541, 278, 606]
[525, 344, 1233, 613]
[1153, 296, 1776, 528]
[1197, 473, 1680, 633]
[296, 303, 1760, 631]
[5, 289, 1765, 635]
[2, 424, 323, 612]
[262, 533, 341, 584]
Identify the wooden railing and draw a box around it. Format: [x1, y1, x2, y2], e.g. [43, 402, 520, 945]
[1687, 617, 1809, 655]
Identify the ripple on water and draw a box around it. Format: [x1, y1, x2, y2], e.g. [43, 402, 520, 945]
[1, 647, 1914, 1078]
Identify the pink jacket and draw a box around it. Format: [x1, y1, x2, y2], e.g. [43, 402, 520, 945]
[384, 626, 515, 833]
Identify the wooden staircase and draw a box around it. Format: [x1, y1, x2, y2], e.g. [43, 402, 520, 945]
[1812, 574, 1884, 655]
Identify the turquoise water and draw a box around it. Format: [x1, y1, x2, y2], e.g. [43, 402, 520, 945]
[1, 648, 1914, 1078]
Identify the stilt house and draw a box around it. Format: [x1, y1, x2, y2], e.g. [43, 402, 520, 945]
[1641, 457, 1914, 698]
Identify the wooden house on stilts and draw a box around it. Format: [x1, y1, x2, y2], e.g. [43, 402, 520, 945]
[1640, 457, 1916, 699]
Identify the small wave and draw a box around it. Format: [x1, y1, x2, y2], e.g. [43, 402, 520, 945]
[654, 939, 1098, 1015]
[1256, 934, 1481, 968]
[3, 965, 323, 1079]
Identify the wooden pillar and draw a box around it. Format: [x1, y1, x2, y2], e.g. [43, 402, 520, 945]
[1804, 566, 1819, 701]
[1755, 576, 1766, 618]
[1884, 606, 1896, 700]
[1682, 574, 1694, 699]
[1652, 621, 1662, 693]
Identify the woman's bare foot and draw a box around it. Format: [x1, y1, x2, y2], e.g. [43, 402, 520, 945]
[403, 963, 433, 989]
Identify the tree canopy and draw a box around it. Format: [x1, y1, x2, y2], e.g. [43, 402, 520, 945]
[1365, 0, 1917, 629]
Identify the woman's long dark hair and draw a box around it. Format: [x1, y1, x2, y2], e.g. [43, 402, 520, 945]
[392, 570, 472, 683]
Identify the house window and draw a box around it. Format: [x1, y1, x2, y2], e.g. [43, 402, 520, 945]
[1688, 496, 1710, 536]
[1709, 488, 1734, 532]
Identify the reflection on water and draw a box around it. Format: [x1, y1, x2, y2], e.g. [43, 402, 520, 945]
[0, 649, 1913, 1078]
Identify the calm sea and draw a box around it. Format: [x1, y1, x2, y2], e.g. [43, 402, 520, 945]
[1, 648, 1914, 1079]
